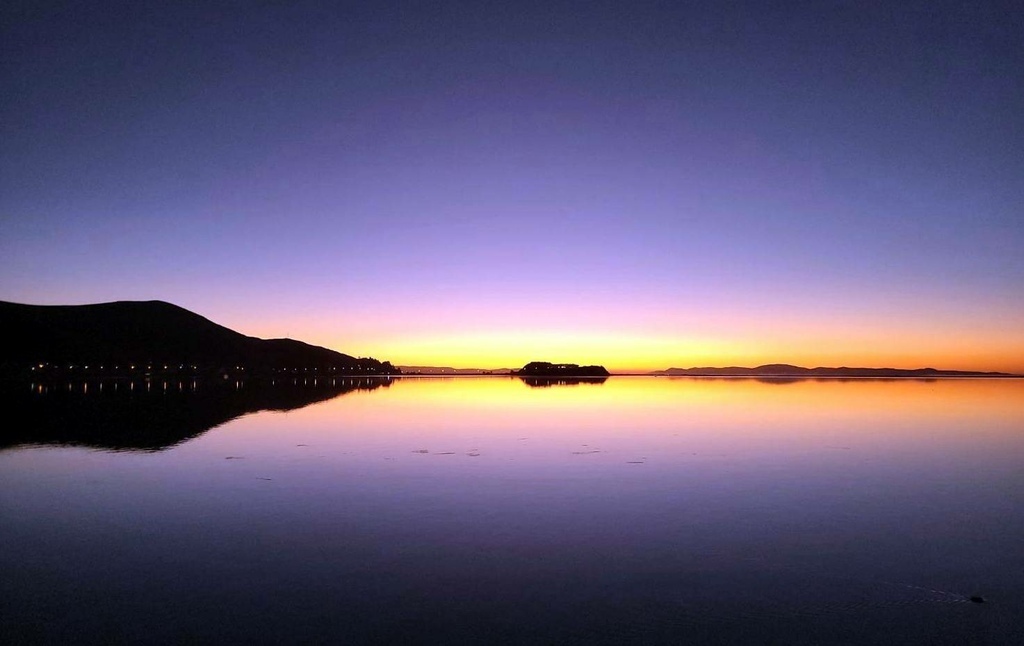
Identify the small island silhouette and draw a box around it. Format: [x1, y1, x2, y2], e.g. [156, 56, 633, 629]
[514, 362, 611, 377]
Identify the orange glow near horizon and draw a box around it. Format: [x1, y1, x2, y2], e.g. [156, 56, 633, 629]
[228, 304, 1024, 374]
[338, 330, 1024, 374]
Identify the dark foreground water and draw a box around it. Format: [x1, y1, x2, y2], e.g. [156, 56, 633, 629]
[2, 377, 1022, 644]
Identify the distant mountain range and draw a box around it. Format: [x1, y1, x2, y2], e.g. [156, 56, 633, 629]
[0, 300, 399, 378]
[648, 364, 1015, 378]
[398, 366, 513, 375]
[382, 363, 1016, 378]
[399, 363, 612, 377]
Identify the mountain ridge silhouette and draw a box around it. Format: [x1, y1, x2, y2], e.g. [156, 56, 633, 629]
[0, 300, 398, 377]
[649, 364, 1014, 377]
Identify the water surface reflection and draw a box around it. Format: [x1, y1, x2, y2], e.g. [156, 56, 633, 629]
[1, 377, 392, 450]
[1, 377, 1021, 644]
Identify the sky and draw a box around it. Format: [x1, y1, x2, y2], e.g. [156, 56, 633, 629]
[2, 1, 1023, 372]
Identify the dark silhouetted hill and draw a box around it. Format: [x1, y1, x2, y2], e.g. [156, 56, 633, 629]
[649, 364, 1014, 377]
[0, 300, 398, 377]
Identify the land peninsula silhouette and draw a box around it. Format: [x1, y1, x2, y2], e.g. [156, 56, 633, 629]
[0, 300, 399, 379]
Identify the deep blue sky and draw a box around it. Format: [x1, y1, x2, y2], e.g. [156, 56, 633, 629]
[2, 1, 1022, 369]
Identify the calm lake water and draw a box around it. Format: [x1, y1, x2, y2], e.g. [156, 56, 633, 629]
[2, 376, 1022, 644]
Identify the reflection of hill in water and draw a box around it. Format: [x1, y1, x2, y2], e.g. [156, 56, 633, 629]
[750, 377, 941, 385]
[754, 377, 810, 385]
[1, 377, 392, 451]
[519, 377, 608, 388]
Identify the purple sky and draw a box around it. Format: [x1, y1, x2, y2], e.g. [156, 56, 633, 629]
[2, 1, 1022, 370]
